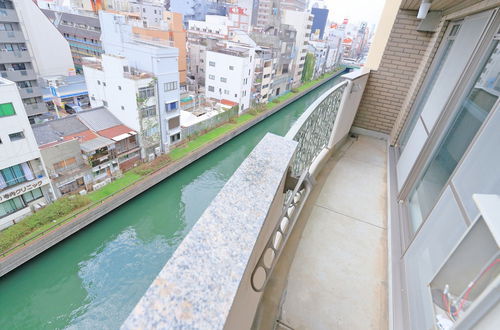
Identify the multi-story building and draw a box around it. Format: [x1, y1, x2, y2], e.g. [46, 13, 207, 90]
[252, 48, 273, 103]
[89, 11, 181, 154]
[282, 9, 313, 87]
[310, 7, 329, 40]
[0, 78, 53, 230]
[129, 0, 165, 28]
[33, 108, 138, 194]
[205, 46, 255, 112]
[308, 40, 330, 77]
[251, 24, 296, 99]
[187, 15, 233, 90]
[131, 11, 187, 89]
[34, 136, 92, 199]
[0, 0, 75, 123]
[41, 75, 90, 112]
[77, 107, 141, 172]
[83, 55, 162, 158]
[169, 0, 227, 25]
[41, 8, 103, 73]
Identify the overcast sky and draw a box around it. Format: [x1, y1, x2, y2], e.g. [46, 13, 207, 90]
[320, 0, 386, 26]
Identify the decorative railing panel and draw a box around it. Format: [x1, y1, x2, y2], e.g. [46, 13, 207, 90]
[286, 81, 348, 178]
[252, 80, 350, 292]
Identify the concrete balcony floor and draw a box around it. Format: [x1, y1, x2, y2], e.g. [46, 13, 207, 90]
[256, 135, 388, 330]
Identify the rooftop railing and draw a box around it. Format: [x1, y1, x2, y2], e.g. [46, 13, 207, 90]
[122, 70, 369, 329]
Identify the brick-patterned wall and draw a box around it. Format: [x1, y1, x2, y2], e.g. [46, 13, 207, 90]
[353, 10, 446, 138]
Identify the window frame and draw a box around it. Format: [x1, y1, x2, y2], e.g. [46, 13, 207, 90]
[399, 12, 500, 249]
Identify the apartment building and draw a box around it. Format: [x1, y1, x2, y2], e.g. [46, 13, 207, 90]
[187, 15, 233, 90]
[282, 9, 313, 87]
[129, 0, 165, 27]
[34, 136, 91, 199]
[96, 11, 181, 153]
[0, 78, 53, 230]
[41, 8, 103, 73]
[83, 55, 162, 158]
[310, 7, 329, 40]
[169, 0, 227, 24]
[78, 107, 141, 172]
[252, 48, 273, 103]
[131, 11, 187, 88]
[33, 107, 139, 195]
[0, 0, 75, 123]
[205, 47, 255, 112]
[33, 115, 120, 192]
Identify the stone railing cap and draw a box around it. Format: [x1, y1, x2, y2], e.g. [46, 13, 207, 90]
[122, 133, 297, 329]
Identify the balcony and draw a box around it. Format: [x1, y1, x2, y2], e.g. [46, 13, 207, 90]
[0, 50, 30, 63]
[23, 102, 47, 116]
[122, 71, 376, 328]
[0, 69, 36, 82]
[0, 8, 19, 22]
[0, 30, 25, 43]
[18, 86, 42, 99]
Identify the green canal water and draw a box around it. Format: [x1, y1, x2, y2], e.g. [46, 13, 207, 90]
[0, 76, 342, 329]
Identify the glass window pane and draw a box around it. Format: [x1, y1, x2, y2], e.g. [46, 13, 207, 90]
[399, 38, 455, 150]
[408, 41, 500, 233]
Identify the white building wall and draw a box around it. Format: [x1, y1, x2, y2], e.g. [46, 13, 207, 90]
[188, 15, 232, 36]
[99, 11, 180, 152]
[0, 78, 53, 229]
[130, 1, 164, 28]
[282, 10, 312, 87]
[83, 55, 160, 157]
[205, 50, 253, 112]
[15, 0, 75, 77]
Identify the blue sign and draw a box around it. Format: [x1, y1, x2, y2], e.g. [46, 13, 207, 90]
[50, 86, 57, 97]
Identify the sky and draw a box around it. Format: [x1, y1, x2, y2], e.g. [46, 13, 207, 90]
[313, 0, 386, 26]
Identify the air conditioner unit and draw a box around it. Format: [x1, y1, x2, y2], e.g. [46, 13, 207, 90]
[154, 147, 161, 155]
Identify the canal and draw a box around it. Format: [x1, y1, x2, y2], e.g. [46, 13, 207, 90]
[0, 76, 342, 329]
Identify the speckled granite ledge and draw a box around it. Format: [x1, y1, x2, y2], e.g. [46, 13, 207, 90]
[122, 133, 297, 330]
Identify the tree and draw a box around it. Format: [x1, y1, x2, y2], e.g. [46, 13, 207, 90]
[301, 53, 315, 83]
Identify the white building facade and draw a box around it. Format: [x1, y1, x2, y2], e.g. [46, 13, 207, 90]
[0, 78, 53, 230]
[205, 47, 255, 112]
[282, 9, 313, 87]
[92, 12, 181, 153]
[83, 55, 162, 158]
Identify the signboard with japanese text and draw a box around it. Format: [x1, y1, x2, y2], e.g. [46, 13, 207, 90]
[0, 179, 47, 203]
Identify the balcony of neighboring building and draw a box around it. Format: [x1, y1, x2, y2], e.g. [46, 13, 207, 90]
[0, 68, 36, 82]
[23, 102, 48, 117]
[0, 49, 30, 62]
[0, 7, 18, 23]
[18, 85, 43, 100]
[0, 29, 24, 43]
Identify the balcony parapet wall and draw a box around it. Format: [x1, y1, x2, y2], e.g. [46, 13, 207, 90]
[122, 133, 297, 329]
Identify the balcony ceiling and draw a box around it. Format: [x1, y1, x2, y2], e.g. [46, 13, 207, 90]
[401, 0, 486, 12]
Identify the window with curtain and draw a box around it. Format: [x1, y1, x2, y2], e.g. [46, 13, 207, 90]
[22, 188, 43, 204]
[0, 197, 25, 218]
[1, 164, 26, 187]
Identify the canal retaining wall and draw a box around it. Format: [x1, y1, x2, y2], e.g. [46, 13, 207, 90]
[0, 70, 348, 277]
